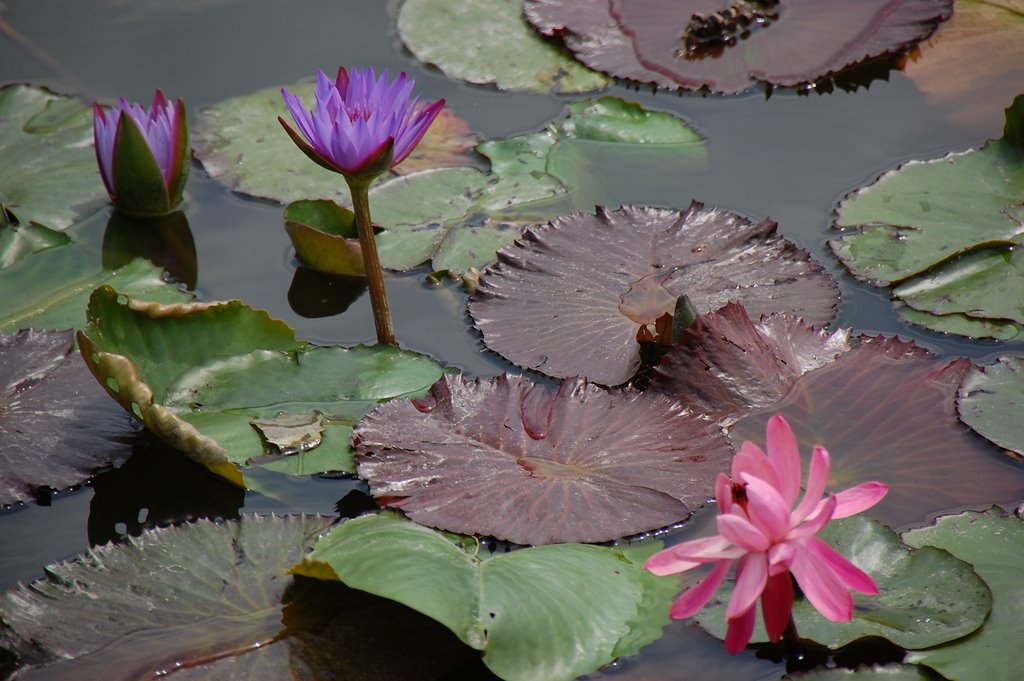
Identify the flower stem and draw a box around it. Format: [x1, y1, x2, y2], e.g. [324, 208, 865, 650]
[781, 615, 803, 662]
[347, 180, 395, 346]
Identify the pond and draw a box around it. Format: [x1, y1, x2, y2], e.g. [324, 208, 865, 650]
[2, 0, 1024, 679]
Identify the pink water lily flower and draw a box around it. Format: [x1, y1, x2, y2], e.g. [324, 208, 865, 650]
[93, 90, 189, 216]
[279, 66, 444, 182]
[645, 414, 888, 654]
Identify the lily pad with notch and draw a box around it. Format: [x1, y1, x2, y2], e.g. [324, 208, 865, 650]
[76, 286, 445, 486]
[470, 203, 838, 386]
[0, 329, 139, 506]
[524, 0, 952, 94]
[291, 511, 676, 681]
[0, 514, 478, 680]
[354, 372, 734, 545]
[958, 355, 1024, 457]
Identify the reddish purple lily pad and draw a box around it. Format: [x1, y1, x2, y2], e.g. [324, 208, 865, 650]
[470, 203, 837, 386]
[525, 0, 952, 94]
[650, 302, 850, 424]
[353, 373, 734, 545]
[1, 329, 138, 506]
[729, 336, 1024, 528]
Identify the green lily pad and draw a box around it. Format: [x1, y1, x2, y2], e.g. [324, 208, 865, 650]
[76, 286, 444, 485]
[397, 0, 608, 94]
[479, 96, 706, 207]
[893, 245, 1024, 322]
[895, 301, 1024, 340]
[693, 515, 990, 650]
[784, 664, 938, 680]
[0, 85, 107, 242]
[0, 514, 481, 679]
[903, 507, 1024, 681]
[193, 83, 478, 206]
[0, 221, 70, 270]
[371, 167, 568, 276]
[0, 245, 192, 332]
[291, 512, 674, 681]
[958, 355, 1024, 456]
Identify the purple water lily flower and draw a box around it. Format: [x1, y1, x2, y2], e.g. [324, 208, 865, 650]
[279, 66, 444, 182]
[93, 90, 189, 216]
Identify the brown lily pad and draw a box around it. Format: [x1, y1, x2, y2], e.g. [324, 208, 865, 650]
[0, 328, 138, 506]
[470, 203, 838, 386]
[354, 373, 734, 545]
[525, 0, 952, 94]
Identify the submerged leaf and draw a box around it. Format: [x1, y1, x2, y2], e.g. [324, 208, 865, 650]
[354, 373, 733, 545]
[470, 203, 837, 385]
[0, 329, 138, 506]
[694, 516, 991, 649]
[902, 507, 1024, 681]
[0, 515, 477, 680]
[292, 512, 674, 681]
[729, 337, 1024, 528]
[77, 287, 444, 485]
[398, 0, 608, 93]
[525, 0, 951, 94]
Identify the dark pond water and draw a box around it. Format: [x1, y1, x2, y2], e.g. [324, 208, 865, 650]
[2, 1, 1021, 678]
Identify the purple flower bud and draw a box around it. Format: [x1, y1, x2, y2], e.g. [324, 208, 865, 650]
[93, 90, 190, 216]
[279, 67, 445, 184]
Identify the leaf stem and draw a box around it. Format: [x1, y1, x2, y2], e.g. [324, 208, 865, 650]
[347, 180, 395, 346]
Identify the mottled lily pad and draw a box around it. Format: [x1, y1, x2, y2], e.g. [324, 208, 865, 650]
[0, 85, 107, 256]
[470, 203, 838, 385]
[0, 329, 138, 506]
[831, 97, 1024, 338]
[193, 82, 478, 205]
[77, 286, 444, 486]
[398, 0, 608, 94]
[525, 0, 951, 94]
[901, 0, 1024, 130]
[903, 506, 1024, 681]
[958, 355, 1024, 457]
[729, 337, 1024, 528]
[292, 512, 675, 681]
[693, 516, 990, 650]
[0, 514, 478, 680]
[650, 303, 850, 425]
[354, 373, 732, 545]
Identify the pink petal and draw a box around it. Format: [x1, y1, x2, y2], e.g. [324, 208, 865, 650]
[789, 542, 854, 622]
[760, 571, 794, 642]
[715, 472, 734, 514]
[789, 495, 836, 540]
[765, 414, 802, 506]
[727, 552, 768, 619]
[718, 512, 771, 552]
[741, 474, 791, 540]
[669, 560, 733, 619]
[792, 446, 830, 524]
[804, 536, 879, 595]
[724, 604, 757, 655]
[644, 535, 743, 575]
[733, 441, 778, 490]
[831, 481, 889, 519]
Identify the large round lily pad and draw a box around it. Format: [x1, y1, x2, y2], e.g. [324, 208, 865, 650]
[958, 355, 1024, 457]
[693, 516, 991, 650]
[291, 511, 676, 681]
[0, 514, 477, 680]
[354, 373, 733, 545]
[470, 203, 838, 386]
[77, 286, 444, 486]
[903, 506, 1024, 681]
[0, 329, 138, 506]
[398, 0, 608, 94]
[524, 0, 951, 94]
[729, 337, 1024, 528]
[0, 85, 107, 243]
